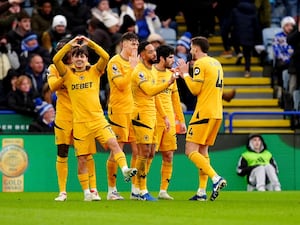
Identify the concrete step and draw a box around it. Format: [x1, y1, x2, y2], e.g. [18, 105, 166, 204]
[223, 99, 278, 107]
[223, 66, 263, 72]
[216, 57, 260, 65]
[235, 92, 274, 99]
[224, 71, 266, 77]
[225, 119, 290, 128]
[224, 87, 273, 94]
[224, 77, 270, 85]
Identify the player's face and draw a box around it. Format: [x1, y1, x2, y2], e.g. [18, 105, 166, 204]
[165, 54, 175, 69]
[72, 54, 87, 69]
[124, 39, 139, 55]
[190, 44, 197, 60]
[144, 44, 157, 64]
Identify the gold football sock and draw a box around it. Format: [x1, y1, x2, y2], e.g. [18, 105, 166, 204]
[188, 151, 216, 178]
[87, 154, 97, 190]
[78, 173, 89, 190]
[135, 156, 147, 191]
[56, 156, 68, 193]
[106, 159, 118, 189]
[160, 161, 172, 191]
[114, 151, 127, 169]
[199, 155, 209, 190]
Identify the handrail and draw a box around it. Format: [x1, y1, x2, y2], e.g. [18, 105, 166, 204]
[228, 111, 300, 133]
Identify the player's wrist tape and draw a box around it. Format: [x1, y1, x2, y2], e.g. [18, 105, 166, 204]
[183, 73, 189, 77]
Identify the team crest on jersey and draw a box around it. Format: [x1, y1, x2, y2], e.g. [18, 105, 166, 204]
[194, 67, 200, 75]
[143, 135, 149, 141]
[79, 75, 85, 80]
[112, 64, 119, 74]
[138, 72, 146, 80]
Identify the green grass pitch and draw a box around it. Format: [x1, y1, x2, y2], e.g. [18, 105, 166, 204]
[1, 191, 300, 225]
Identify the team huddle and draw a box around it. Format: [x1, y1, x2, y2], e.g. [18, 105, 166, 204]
[48, 32, 227, 202]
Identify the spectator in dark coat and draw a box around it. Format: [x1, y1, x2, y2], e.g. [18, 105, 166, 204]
[229, 0, 261, 77]
[7, 75, 38, 117]
[287, 19, 300, 91]
[56, 0, 92, 36]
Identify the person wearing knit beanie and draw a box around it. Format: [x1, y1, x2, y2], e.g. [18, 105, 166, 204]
[176, 32, 192, 50]
[52, 15, 67, 29]
[281, 16, 295, 29]
[102, 11, 120, 29]
[34, 98, 54, 118]
[28, 98, 55, 132]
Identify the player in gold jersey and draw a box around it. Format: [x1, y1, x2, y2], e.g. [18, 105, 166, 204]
[53, 35, 137, 201]
[177, 36, 227, 201]
[47, 38, 99, 201]
[106, 32, 139, 200]
[154, 45, 186, 200]
[131, 41, 176, 201]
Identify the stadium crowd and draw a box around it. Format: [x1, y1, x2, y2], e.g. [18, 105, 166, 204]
[0, 0, 298, 200]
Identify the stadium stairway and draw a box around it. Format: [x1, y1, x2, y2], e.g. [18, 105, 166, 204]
[175, 15, 294, 133]
[208, 36, 293, 133]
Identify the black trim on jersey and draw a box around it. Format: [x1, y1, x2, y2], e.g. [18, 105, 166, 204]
[54, 122, 63, 130]
[107, 118, 125, 128]
[189, 118, 209, 125]
[132, 120, 152, 129]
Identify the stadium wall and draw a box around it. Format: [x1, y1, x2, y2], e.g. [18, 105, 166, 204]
[0, 134, 299, 192]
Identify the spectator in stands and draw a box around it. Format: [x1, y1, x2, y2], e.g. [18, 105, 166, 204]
[56, 0, 92, 36]
[229, 0, 261, 78]
[28, 98, 55, 132]
[24, 54, 48, 97]
[19, 32, 51, 73]
[31, 0, 55, 39]
[119, 14, 136, 34]
[0, 0, 23, 37]
[7, 74, 38, 117]
[0, 68, 19, 109]
[146, 32, 165, 49]
[213, 0, 239, 58]
[287, 19, 300, 110]
[41, 14, 72, 59]
[179, 0, 215, 37]
[119, 0, 161, 40]
[86, 17, 112, 62]
[236, 133, 281, 191]
[0, 0, 22, 15]
[254, 0, 271, 30]
[42, 82, 56, 107]
[174, 32, 192, 66]
[0, 36, 20, 78]
[6, 10, 31, 55]
[272, 16, 295, 104]
[148, 0, 180, 32]
[91, 0, 119, 24]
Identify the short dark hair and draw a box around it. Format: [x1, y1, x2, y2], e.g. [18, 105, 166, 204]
[71, 46, 89, 57]
[121, 32, 139, 42]
[55, 37, 72, 52]
[17, 10, 30, 21]
[191, 36, 209, 53]
[156, 45, 175, 61]
[138, 41, 151, 55]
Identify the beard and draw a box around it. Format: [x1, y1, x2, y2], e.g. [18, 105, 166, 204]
[148, 58, 157, 65]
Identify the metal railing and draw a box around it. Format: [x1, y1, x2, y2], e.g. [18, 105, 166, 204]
[227, 111, 300, 133]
